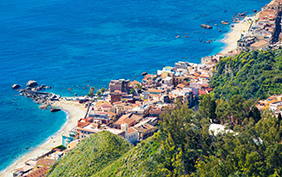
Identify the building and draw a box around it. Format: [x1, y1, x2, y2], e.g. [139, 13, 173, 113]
[121, 124, 138, 144]
[113, 113, 137, 129]
[109, 79, 130, 92]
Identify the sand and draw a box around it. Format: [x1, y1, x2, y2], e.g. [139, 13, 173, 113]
[220, 18, 252, 54]
[0, 98, 87, 177]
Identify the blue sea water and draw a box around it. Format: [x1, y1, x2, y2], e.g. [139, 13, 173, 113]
[0, 0, 270, 172]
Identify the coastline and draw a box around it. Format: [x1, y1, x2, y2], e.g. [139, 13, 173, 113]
[220, 17, 252, 54]
[0, 98, 87, 177]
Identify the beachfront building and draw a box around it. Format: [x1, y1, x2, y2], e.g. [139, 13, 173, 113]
[109, 79, 130, 93]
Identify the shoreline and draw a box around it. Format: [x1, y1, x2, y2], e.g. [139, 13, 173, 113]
[0, 98, 87, 177]
[220, 17, 252, 54]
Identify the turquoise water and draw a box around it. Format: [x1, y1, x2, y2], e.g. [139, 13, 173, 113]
[0, 0, 269, 172]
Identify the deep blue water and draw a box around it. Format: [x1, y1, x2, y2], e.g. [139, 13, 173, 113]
[0, 0, 269, 172]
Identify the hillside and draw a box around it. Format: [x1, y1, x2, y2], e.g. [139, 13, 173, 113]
[92, 134, 165, 177]
[210, 49, 282, 100]
[47, 131, 133, 177]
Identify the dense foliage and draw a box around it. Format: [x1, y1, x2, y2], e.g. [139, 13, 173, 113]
[47, 131, 132, 177]
[210, 49, 282, 100]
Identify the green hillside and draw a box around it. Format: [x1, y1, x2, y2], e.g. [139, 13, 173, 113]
[210, 49, 282, 100]
[92, 134, 166, 177]
[47, 131, 133, 177]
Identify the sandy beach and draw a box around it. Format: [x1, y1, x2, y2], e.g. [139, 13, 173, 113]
[220, 18, 252, 54]
[0, 98, 87, 177]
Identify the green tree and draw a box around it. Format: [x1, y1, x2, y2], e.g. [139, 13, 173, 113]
[209, 100, 217, 122]
[129, 88, 135, 95]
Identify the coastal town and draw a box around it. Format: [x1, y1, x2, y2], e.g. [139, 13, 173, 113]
[5, 0, 282, 176]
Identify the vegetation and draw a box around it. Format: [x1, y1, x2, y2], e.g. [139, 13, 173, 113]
[47, 131, 132, 177]
[210, 49, 282, 100]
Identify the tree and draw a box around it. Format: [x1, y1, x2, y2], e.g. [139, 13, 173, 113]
[87, 86, 95, 97]
[129, 88, 135, 95]
[100, 87, 105, 93]
[215, 99, 230, 124]
[209, 100, 217, 122]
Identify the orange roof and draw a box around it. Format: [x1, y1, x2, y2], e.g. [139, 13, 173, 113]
[114, 90, 122, 93]
[130, 80, 139, 85]
[198, 90, 206, 95]
[128, 127, 137, 134]
[148, 89, 164, 93]
[24, 166, 49, 177]
[115, 114, 136, 125]
[250, 40, 269, 47]
[268, 96, 276, 100]
[143, 74, 153, 80]
[177, 84, 186, 89]
[150, 94, 162, 98]
[36, 158, 55, 167]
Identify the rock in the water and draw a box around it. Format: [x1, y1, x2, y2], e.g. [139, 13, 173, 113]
[201, 24, 213, 29]
[68, 88, 73, 91]
[26, 80, 38, 87]
[74, 93, 77, 96]
[221, 21, 230, 25]
[141, 72, 148, 76]
[50, 108, 61, 112]
[12, 84, 21, 89]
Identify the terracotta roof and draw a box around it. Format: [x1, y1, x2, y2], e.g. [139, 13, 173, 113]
[130, 80, 139, 85]
[150, 94, 162, 98]
[24, 166, 49, 177]
[130, 114, 142, 122]
[198, 90, 207, 95]
[143, 75, 153, 80]
[250, 40, 269, 47]
[148, 89, 164, 93]
[114, 114, 136, 125]
[268, 96, 276, 100]
[36, 159, 55, 167]
[177, 84, 186, 89]
[128, 127, 137, 134]
[114, 90, 122, 93]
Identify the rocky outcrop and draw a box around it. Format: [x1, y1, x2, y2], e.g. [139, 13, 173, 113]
[26, 80, 38, 87]
[201, 24, 213, 29]
[12, 84, 21, 89]
[238, 13, 245, 17]
[50, 108, 61, 112]
[141, 72, 148, 76]
[221, 21, 230, 25]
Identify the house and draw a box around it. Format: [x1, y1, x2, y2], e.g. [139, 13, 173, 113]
[113, 113, 137, 129]
[88, 111, 109, 124]
[108, 92, 122, 103]
[148, 89, 164, 95]
[14, 165, 34, 177]
[36, 158, 55, 168]
[162, 77, 173, 85]
[77, 120, 125, 139]
[269, 101, 282, 111]
[113, 102, 135, 116]
[24, 166, 49, 177]
[133, 121, 157, 141]
[121, 124, 138, 144]
[109, 79, 130, 92]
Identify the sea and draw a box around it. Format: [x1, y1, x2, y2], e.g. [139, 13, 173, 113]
[0, 0, 270, 173]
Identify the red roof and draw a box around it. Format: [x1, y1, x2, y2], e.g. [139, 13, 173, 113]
[198, 90, 206, 95]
